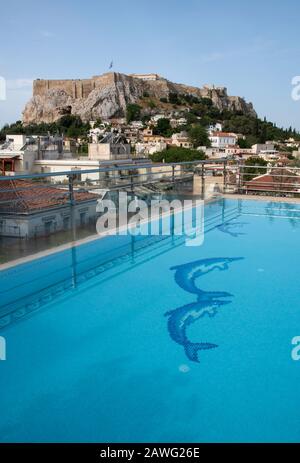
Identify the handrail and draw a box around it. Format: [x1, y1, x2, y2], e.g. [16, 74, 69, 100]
[1, 160, 300, 212]
[0, 158, 228, 181]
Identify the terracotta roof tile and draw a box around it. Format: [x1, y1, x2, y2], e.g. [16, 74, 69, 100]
[0, 179, 98, 213]
[245, 170, 300, 192]
[211, 132, 237, 137]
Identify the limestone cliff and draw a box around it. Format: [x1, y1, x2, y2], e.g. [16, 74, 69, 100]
[22, 72, 256, 124]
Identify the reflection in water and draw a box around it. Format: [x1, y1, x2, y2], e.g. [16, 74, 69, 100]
[1, 199, 243, 332]
[265, 202, 300, 229]
[0, 233, 175, 329]
[166, 257, 244, 363]
[217, 221, 248, 238]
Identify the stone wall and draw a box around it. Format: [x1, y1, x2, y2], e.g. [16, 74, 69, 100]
[24, 72, 257, 124]
[33, 78, 95, 99]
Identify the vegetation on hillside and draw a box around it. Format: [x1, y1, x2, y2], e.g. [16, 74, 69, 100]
[1, 94, 300, 149]
[0, 115, 90, 141]
[153, 118, 172, 137]
[242, 156, 268, 181]
[188, 125, 211, 147]
[126, 104, 141, 123]
[180, 99, 300, 144]
[150, 147, 206, 163]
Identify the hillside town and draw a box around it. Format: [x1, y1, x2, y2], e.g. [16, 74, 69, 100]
[1, 73, 300, 241]
[1, 115, 300, 178]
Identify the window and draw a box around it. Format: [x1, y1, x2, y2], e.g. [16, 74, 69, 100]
[80, 212, 86, 226]
[63, 216, 70, 230]
[44, 221, 53, 235]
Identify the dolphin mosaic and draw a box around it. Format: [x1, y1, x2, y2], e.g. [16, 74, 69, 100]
[165, 297, 231, 362]
[166, 257, 244, 362]
[170, 257, 243, 297]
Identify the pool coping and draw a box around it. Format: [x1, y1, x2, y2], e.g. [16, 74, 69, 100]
[223, 193, 300, 203]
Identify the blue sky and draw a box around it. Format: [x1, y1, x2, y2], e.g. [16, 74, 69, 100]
[0, 0, 300, 129]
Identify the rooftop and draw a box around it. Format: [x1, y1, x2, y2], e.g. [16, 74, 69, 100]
[245, 169, 300, 192]
[0, 179, 97, 214]
[211, 132, 237, 137]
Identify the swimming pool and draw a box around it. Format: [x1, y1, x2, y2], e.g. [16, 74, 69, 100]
[1, 198, 300, 443]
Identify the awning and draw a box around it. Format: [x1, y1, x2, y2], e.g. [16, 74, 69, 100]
[0, 154, 20, 160]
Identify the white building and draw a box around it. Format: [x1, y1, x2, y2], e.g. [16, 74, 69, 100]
[293, 148, 300, 159]
[89, 127, 106, 143]
[130, 73, 160, 81]
[0, 178, 98, 238]
[209, 132, 237, 149]
[252, 143, 275, 155]
[88, 133, 131, 161]
[135, 141, 167, 157]
[0, 134, 72, 175]
[170, 132, 193, 148]
[208, 123, 223, 134]
[260, 150, 280, 161]
[170, 117, 187, 128]
[150, 114, 167, 125]
[130, 121, 144, 129]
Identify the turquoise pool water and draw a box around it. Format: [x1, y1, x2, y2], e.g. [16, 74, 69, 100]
[1, 198, 300, 443]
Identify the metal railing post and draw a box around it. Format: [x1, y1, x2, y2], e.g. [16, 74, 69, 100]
[238, 161, 242, 194]
[68, 173, 77, 287]
[223, 160, 227, 193]
[68, 174, 75, 206]
[68, 174, 77, 236]
[201, 164, 205, 198]
[172, 165, 175, 184]
[130, 173, 134, 192]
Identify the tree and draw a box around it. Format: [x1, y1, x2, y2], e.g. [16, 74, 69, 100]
[153, 118, 172, 137]
[141, 115, 150, 124]
[150, 147, 206, 163]
[237, 138, 249, 149]
[243, 156, 268, 181]
[200, 97, 213, 107]
[188, 125, 211, 147]
[58, 114, 79, 129]
[126, 104, 141, 123]
[185, 112, 199, 125]
[93, 118, 102, 128]
[169, 93, 181, 105]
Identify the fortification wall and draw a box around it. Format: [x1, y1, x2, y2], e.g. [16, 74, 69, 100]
[33, 78, 95, 99]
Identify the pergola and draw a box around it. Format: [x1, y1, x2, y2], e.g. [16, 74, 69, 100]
[0, 155, 20, 175]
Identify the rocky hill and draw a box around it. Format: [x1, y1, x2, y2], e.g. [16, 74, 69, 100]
[22, 72, 256, 124]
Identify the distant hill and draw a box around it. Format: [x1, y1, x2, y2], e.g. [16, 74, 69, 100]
[22, 72, 256, 124]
